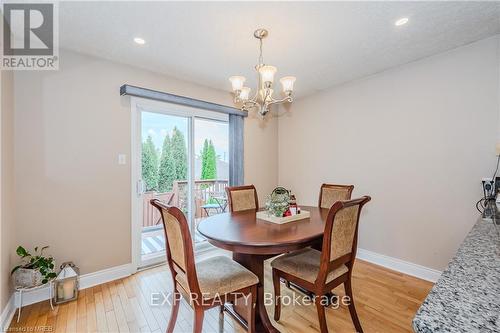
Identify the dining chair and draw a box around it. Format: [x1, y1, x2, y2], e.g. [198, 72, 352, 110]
[271, 196, 371, 333]
[150, 199, 259, 333]
[318, 183, 354, 209]
[226, 184, 259, 212]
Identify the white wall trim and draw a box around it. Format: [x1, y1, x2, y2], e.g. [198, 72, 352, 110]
[0, 294, 15, 331]
[0, 263, 132, 329]
[357, 248, 442, 283]
[79, 263, 133, 290]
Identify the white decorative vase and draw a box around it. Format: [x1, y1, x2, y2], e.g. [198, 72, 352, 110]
[12, 268, 44, 288]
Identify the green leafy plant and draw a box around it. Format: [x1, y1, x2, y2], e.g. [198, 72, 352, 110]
[11, 246, 56, 284]
[266, 187, 291, 217]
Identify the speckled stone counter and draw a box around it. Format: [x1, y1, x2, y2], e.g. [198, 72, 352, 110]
[413, 218, 500, 332]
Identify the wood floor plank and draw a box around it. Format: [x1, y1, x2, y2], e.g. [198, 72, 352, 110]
[77, 290, 87, 319]
[105, 311, 119, 333]
[25, 302, 42, 328]
[108, 281, 118, 296]
[66, 300, 78, 332]
[114, 281, 136, 325]
[133, 274, 167, 331]
[54, 303, 68, 333]
[94, 292, 108, 333]
[128, 297, 148, 329]
[76, 315, 87, 333]
[101, 283, 114, 312]
[110, 293, 131, 333]
[127, 275, 160, 332]
[86, 299, 97, 333]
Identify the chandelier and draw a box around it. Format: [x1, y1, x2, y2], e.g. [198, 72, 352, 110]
[229, 29, 296, 116]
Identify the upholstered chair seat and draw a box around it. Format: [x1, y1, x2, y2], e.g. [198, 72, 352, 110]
[271, 248, 348, 284]
[176, 256, 259, 300]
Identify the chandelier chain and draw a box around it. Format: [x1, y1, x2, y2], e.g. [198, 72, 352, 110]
[258, 38, 264, 65]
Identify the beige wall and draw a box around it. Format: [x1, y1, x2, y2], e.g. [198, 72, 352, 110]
[13, 50, 278, 275]
[278, 37, 500, 270]
[1, 69, 15, 311]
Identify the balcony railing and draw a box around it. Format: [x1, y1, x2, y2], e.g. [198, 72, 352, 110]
[142, 179, 229, 228]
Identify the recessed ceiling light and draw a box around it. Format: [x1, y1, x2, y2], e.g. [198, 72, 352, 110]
[395, 17, 409, 26]
[134, 37, 146, 45]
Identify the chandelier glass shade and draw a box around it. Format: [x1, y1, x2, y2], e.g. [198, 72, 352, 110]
[229, 29, 296, 116]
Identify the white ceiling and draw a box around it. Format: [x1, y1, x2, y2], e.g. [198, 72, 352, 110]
[59, 1, 500, 98]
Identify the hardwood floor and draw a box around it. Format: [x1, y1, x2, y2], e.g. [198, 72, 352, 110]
[9, 251, 433, 333]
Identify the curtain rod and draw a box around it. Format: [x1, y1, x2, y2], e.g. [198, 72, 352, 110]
[120, 84, 247, 117]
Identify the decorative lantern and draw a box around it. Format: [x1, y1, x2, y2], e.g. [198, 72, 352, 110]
[53, 262, 79, 304]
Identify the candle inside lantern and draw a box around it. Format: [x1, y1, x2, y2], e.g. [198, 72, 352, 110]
[63, 280, 74, 300]
[57, 283, 64, 301]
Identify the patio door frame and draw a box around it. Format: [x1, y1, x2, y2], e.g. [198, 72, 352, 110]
[131, 96, 229, 271]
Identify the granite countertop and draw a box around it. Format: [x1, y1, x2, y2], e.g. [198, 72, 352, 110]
[413, 218, 500, 332]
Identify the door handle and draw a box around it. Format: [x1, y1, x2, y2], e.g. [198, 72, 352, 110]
[136, 179, 145, 196]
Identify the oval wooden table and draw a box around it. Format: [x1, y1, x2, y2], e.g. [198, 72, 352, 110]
[197, 206, 328, 333]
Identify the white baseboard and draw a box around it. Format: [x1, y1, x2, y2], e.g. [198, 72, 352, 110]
[0, 294, 15, 331]
[0, 263, 133, 329]
[79, 263, 133, 290]
[357, 248, 442, 283]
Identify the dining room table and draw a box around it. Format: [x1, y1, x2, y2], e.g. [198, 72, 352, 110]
[197, 206, 329, 333]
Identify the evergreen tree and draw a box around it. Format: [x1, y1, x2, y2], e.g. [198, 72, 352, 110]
[141, 135, 158, 191]
[157, 135, 177, 192]
[200, 139, 210, 180]
[202, 140, 217, 180]
[171, 127, 188, 181]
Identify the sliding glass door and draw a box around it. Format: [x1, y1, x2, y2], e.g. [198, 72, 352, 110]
[193, 118, 229, 244]
[132, 98, 229, 268]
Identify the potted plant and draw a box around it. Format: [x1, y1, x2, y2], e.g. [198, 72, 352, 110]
[266, 187, 291, 217]
[11, 246, 56, 288]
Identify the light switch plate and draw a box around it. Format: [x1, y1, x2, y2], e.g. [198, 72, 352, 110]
[118, 154, 127, 165]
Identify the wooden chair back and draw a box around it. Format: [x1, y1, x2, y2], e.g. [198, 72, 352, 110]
[316, 196, 371, 286]
[318, 184, 354, 209]
[225, 185, 259, 212]
[150, 199, 201, 297]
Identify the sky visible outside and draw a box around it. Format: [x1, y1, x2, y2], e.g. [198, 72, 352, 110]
[141, 112, 229, 162]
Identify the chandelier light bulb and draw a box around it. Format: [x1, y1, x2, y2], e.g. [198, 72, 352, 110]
[280, 76, 296, 93]
[229, 76, 246, 92]
[259, 65, 277, 84]
[239, 87, 251, 101]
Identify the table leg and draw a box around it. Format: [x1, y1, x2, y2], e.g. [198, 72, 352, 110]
[231, 253, 280, 333]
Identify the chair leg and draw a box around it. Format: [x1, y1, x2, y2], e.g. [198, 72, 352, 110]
[167, 291, 180, 333]
[272, 268, 282, 321]
[193, 307, 204, 333]
[315, 296, 328, 333]
[344, 279, 363, 333]
[247, 285, 257, 333]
